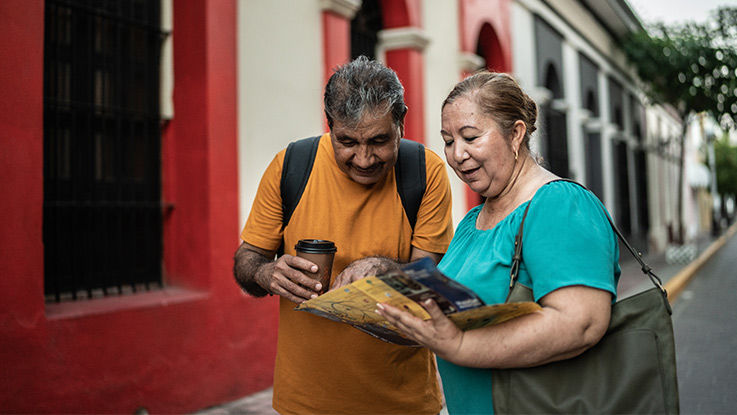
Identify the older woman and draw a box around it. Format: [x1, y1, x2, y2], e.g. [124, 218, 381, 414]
[376, 72, 620, 414]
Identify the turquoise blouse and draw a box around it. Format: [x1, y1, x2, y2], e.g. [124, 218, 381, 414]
[436, 181, 620, 414]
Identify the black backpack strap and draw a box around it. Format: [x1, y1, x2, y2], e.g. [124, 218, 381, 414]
[506, 178, 671, 313]
[394, 139, 427, 230]
[280, 136, 321, 230]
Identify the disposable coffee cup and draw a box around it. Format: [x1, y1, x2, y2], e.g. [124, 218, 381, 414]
[295, 239, 337, 295]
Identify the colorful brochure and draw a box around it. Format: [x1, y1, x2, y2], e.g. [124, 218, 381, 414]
[295, 257, 541, 346]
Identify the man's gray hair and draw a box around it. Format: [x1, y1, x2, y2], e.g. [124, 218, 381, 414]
[324, 56, 407, 129]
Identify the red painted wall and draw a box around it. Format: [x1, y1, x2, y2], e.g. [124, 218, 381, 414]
[380, 0, 426, 143]
[322, 11, 351, 87]
[386, 48, 426, 142]
[321, 11, 351, 131]
[0, 1, 278, 413]
[0, 5, 47, 400]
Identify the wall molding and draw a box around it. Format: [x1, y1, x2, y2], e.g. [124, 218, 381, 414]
[458, 52, 485, 73]
[378, 27, 430, 52]
[319, 0, 361, 20]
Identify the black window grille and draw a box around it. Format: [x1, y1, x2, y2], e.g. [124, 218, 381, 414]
[585, 132, 604, 199]
[351, 0, 382, 60]
[635, 149, 650, 232]
[544, 108, 570, 178]
[541, 64, 569, 178]
[43, 0, 166, 302]
[634, 118, 650, 242]
[614, 141, 632, 238]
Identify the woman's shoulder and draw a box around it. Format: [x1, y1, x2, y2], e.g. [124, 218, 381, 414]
[457, 204, 483, 229]
[526, 179, 612, 232]
[533, 180, 602, 208]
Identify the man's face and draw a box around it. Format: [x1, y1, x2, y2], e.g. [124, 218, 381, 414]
[330, 110, 403, 186]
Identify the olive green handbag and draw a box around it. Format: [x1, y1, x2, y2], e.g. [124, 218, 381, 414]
[492, 181, 679, 414]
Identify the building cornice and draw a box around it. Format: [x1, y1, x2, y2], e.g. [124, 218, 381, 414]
[458, 52, 485, 73]
[319, 0, 361, 20]
[378, 27, 430, 52]
[529, 86, 553, 106]
[551, 98, 569, 112]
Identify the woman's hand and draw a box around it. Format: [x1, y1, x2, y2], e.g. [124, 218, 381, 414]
[376, 299, 464, 359]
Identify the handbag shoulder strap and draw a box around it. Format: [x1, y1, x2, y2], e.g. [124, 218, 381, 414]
[506, 178, 671, 314]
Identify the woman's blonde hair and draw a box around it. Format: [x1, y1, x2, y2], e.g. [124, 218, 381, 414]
[442, 72, 538, 149]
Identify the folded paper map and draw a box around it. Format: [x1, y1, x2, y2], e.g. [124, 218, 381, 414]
[295, 257, 541, 346]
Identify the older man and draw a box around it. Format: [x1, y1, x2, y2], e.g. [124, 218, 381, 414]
[233, 56, 453, 414]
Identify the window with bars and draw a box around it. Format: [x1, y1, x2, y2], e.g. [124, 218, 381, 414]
[43, 0, 166, 302]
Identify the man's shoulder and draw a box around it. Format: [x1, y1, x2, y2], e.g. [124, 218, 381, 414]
[422, 146, 445, 166]
[276, 133, 329, 172]
[420, 145, 450, 185]
[260, 147, 287, 180]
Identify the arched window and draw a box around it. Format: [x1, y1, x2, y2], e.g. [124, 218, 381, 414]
[544, 63, 563, 99]
[585, 90, 597, 115]
[614, 107, 623, 129]
[476, 23, 505, 72]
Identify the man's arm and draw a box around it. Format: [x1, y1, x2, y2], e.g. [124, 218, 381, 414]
[410, 246, 443, 263]
[233, 242, 275, 297]
[233, 242, 324, 303]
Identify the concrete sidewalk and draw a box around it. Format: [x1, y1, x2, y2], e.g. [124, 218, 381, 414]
[617, 231, 718, 299]
[196, 387, 276, 415]
[196, 225, 735, 415]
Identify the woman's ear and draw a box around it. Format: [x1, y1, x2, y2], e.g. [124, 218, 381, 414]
[511, 120, 527, 153]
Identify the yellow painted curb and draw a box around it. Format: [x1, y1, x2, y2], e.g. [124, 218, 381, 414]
[665, 221, 737, 303]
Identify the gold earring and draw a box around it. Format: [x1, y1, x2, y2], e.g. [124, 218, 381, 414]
[514, 149, 518, 161]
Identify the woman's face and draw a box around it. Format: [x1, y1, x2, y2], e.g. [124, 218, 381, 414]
[441, 95, 516, 198]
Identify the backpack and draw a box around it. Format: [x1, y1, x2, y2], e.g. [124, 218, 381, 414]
[280, 135, 427, 231]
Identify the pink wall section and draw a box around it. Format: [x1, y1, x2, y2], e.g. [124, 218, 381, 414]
[458, 0, 513, 210]
[459, 0, 512, 70]
[0, 1, 278, 413]
[386, 48, 426, 142]
[381, 0, 426, 143]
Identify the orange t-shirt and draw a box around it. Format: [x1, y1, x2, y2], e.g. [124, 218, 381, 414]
[241, 133, 453, 414]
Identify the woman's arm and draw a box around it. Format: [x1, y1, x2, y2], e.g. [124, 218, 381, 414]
[376, 284, 611, 369]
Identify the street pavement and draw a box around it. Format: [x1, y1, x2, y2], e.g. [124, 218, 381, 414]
[670, 228, 737, 414]
[196, 226, 736, 414]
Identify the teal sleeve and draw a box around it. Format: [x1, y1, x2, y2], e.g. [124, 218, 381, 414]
[521, 182, 619, 302]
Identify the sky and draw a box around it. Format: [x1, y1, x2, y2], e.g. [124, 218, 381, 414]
[626, 0, 734, 26]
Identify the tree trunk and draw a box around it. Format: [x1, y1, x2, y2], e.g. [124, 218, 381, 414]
[675, 120, 688, 245]
[722, 194, 731, 226]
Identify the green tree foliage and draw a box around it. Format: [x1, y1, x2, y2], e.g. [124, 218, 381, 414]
[623, 7, 737, 126]
[622, 7, 737, 242]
